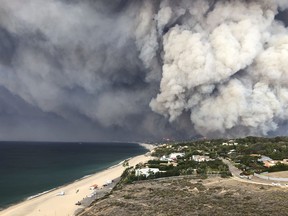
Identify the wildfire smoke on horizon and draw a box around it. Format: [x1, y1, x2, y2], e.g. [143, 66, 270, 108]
[0, 0, 287, 141]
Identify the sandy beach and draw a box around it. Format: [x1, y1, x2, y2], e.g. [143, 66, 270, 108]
[0, 143, 154, 216]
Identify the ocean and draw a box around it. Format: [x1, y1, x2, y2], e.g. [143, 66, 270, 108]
[0, 141, 147, 209]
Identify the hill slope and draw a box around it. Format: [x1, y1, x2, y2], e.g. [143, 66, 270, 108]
[79, 176, 288, 216]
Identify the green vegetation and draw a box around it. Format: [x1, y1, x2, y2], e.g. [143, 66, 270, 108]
[119, 136, 288, 186]
[227, 137, 288, 174]
[233, 137, 288, 160]
[83, 136, 288, 216]
[122, 159, 129, 168]
[267, 163, 288, 172]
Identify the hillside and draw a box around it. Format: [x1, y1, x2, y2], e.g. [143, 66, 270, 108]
[79, 176, 288, 216]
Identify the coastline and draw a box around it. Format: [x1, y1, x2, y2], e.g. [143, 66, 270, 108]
[139, 143, 155, 152]
[0, 143, 154, 216]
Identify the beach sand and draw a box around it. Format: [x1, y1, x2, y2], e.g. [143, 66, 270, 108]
[0, 144, 154, 216]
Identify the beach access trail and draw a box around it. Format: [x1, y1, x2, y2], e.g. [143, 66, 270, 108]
[0, 144, 154, 216]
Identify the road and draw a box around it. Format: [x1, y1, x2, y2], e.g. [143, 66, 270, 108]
[221, 158, 287, 186]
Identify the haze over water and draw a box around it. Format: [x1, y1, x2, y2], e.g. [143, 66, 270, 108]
[0, 142, 147, 209]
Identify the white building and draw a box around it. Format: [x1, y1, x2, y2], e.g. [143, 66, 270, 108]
[192, 155, 210, 162]
[135, 168, 160, 177]
[228, 149, 236, 154]
[258, 155, 273, 162]
[160, 153, 185, 161]
[222, 142, 238, 146]
[169, 153, 185, 160]
[160, 155, 173, 162]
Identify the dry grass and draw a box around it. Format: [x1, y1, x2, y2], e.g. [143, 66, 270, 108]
[80, 176, 288, 216]
[265, 171, 288, 178]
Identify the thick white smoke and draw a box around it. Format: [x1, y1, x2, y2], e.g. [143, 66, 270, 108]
[0, 0, 287, 141]
[150, 0, 288, 137]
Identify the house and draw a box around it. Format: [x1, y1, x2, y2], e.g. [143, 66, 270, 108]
[258, 155, 273, 162]
[228, 149, 236, 155]
[135, 168, 160, 177]
[262, 158, 288, 167]
[169, 153, 185, 160]
[258, 155, 278, 168]
[177, 146, 188, 151]
[222, 140, 238, 146]
[160, 155, 173, 162]
[192, 155, 210, 162]
[160, 153, 185, 162]
[263, 160, 277, 168]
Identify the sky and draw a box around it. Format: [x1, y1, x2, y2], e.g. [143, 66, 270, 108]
[0, 0, 288, 142]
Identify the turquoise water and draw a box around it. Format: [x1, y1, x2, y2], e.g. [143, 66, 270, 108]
[0, 142, 147, 209]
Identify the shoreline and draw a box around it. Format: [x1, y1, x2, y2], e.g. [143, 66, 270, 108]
[138, 143, 156, 152]
[0, 143, 154, 216]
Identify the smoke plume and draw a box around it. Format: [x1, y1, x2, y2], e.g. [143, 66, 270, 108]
[0, 0, 287, 141]
[150, 0, 288, 137]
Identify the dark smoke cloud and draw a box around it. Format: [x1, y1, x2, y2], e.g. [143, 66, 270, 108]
[276, 9, 288, 26]
[0, 0, 287, 141]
